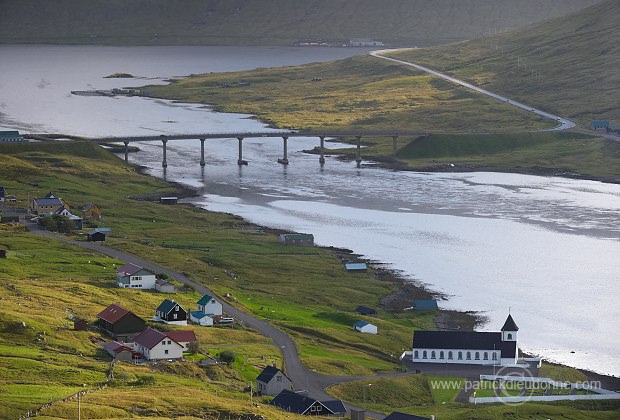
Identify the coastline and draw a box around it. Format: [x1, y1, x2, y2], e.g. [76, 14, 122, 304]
[132, 162, 620, 389]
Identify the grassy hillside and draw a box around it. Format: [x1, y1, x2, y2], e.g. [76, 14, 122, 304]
[146, 55, 552, 132]
[389, 0, 620, 127]
[0, 0, 600, 46]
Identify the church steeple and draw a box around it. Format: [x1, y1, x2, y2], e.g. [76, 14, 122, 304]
[501, 314, 518, 342]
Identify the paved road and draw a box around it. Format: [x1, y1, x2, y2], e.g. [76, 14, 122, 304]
[26, 223, 417, 418]
[370, 49, 576, 131]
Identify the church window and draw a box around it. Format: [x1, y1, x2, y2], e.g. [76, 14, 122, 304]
[458, 352, 462, 360]
[414, 351, 419, 359]
[422, 351, 427, 359]
[448, 351, 453, 359]
[492, 352, 498, 360]
[507, 333, 513, 340]
[484, 352, 488, 360]
[475, 352, 480, 360]
[439, 351, 444, 359]
[466, 352, 471, 360]
[431, 351, 436, 359]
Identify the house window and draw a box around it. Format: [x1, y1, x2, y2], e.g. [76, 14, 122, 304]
[173, 314, 178, 319]
[175, 305, 179, 311]
[448, 351, 453, 359]
[466, 352, 471, 360]
[211, 300, 216, 304]
[414, 351, 419, 359]
[507, 333, 513, 340]
[277, 375, 282, 382]
[431, 351, 436, 359]
[458, 352, 462, 360]
[422, 351, 427, 359]
[484, 352, 489, 360]
[439, 351, 444, 359]
[164, 350, 169, 355]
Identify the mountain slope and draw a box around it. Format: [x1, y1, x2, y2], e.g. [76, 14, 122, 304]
[390, 0, 619, 126]
[0, 0, 601, 46]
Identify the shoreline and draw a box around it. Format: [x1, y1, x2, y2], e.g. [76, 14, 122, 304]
[132, 163, 620, 388]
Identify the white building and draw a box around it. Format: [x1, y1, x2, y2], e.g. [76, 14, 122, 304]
[354, 320, 378, 334]
[349, 38, 385, 47]
[409, 314, 519, 366]
[196, 294, 223, 316]
[133, 328, 184, 360]
[116, 263, 156, 289]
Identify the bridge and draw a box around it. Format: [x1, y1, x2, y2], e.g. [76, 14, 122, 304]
[89, 130, 429, 167]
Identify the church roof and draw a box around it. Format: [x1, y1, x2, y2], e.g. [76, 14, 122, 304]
[501, 314, 519, 331]
[412, 331, 517, 357]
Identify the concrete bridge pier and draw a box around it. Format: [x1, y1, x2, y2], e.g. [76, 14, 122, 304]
[160, 136, 168, 168]
[392, 136, 398, 156]
[123, 141, 129, 163]
[319, 136, 326, 164]
[237, 137, 248, 165]
[199, 138, 206, 166]
[355, 136, 362, 164]
[278, 136, 289, 165]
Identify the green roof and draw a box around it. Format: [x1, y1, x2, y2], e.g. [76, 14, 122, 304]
[197, 294, 214, 305]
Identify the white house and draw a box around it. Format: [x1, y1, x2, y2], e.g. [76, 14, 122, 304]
[256, 365, 293, 396]
[354, 320, 378, 334]
[196, 294, 222, 316]
[189, 311, 214, 326]
[164, 330, 197, 352]
[116, 263, 156, 289]
[409, 314, 519, 366]
[133, 328, 185, 360]
[349, 38, 385, 47]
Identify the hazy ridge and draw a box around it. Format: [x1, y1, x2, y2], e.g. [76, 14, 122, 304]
[0, 0, 601, 46]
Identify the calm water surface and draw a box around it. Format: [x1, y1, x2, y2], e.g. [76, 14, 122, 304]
[1, 45, 618, 377]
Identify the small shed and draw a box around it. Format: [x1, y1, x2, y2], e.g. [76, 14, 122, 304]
[256, 365, 293, 396]
[159, 197, 178, 205]
[414, 299, 439, 310]
[87, 230, 106, 242]
[190, 311, 214, 327]
[73, 317, 88, 331]
[345, 263, 368, 272]
[592, 120, 610, 130]
[354, 320, 378, 334]
[279, 233, 314, 247]
[354, 306, 377, 316]
[155, 278, 175, 293]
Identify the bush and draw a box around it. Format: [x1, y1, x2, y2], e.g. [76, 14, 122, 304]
[219, 350, 236, 364]
[39, 214, 75, 233]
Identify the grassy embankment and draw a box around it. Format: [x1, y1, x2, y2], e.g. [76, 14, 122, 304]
[0, 141, 439, 417]
[387, 0, 620, 129]
[144, 54, 620, 180]
[328, 374, 620, 419]
[0, 0, 598, 46]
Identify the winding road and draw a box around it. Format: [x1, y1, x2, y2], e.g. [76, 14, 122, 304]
[370, 49, 576, 131]
[27, 223, 414, 418]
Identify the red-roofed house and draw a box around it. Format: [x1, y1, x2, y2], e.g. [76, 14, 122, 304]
[134, 328, 184, 360]
[97, 303, 147, 342]
[116, 263, 156, 289]
[165, 330, 197, 351]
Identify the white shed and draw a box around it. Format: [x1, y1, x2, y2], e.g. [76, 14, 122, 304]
[354, 320, 378, 334]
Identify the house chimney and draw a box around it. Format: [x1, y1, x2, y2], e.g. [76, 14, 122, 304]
[273, 362, 277, 368]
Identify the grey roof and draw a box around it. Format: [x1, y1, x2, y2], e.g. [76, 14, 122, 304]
[321, 400, 346, 414]
[501, 314, 519, 331]
[270, 390, 342, 415]
[34, 197, 63, 206]
[156, 299, 184, 314]
[413, 331, 517, 357]
[384, 412, 432, 420]
[354, 305, 376, 315]
[256, 365, 287, 384]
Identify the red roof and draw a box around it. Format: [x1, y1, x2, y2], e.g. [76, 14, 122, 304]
[116, 263, 143, 277]
[97, 303, 130, 324]
[100, 341, 133, 354]
[165, 330, 197, 343]
[135, 327, 181, 350]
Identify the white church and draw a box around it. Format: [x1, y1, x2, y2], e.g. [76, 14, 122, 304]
[406, 314, 520, 366]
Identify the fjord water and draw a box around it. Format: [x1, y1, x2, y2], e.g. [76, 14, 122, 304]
[1, 45, 618, 377]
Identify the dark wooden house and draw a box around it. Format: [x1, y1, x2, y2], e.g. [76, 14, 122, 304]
[87, 230, 106, 242]
[73, 317, 88, 331]
[97, 303, 146, 342]
[155, 299, 188, 325]
[270, 390, 345, 416]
